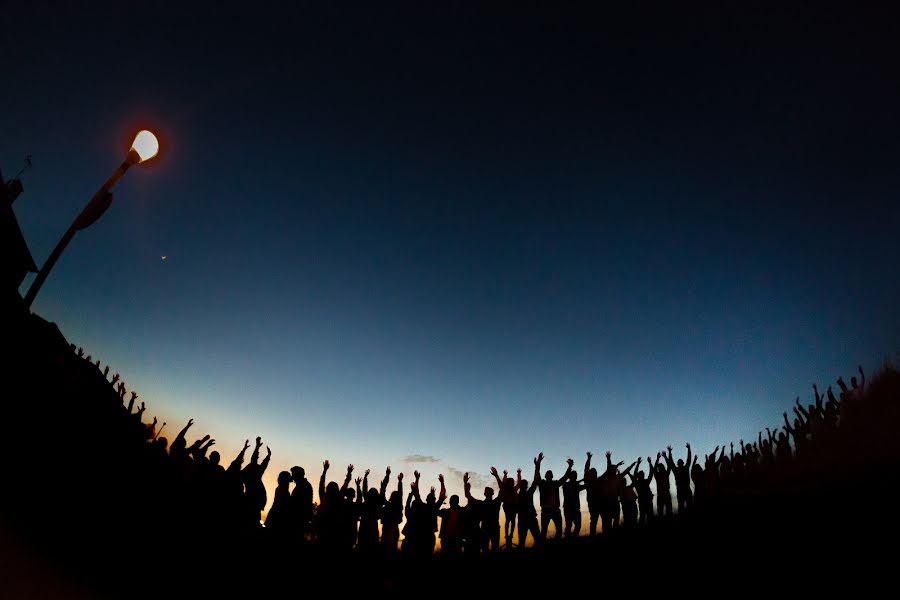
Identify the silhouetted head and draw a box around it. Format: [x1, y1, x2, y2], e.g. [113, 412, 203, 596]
[484, 487, 494, 499]
[156, 437, 168, 450]
[209, 451, 220, 466]
[544, 470, 553, 481]
[656, 463, 666, 473]
[589, 467, 598, 478]
[807, 404, 815, 415]
[366, 488, 379, 504]
[449, 494, 460, 508]
[503, 478, 515, 492]
[344, 487, 355, 502]
[389, 490, 401, 506]
[519, 479, 529, 491]
[677, 459, 685, 467]
[744, 444, 752, 453]
[290, 466, 305, 481]
[636, 470, 645, 480]
[325, 481, 340, 502]
[568, 471, 578, 482]
[778, 432, 786, 442]
[426, 489, 436, 505]
[277, 471, 292, 486]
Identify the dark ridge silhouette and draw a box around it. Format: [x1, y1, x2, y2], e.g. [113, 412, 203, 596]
[2, 306, 899, 596]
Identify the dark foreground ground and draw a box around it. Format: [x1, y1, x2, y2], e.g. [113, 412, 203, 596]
[2, 305, 898, 597]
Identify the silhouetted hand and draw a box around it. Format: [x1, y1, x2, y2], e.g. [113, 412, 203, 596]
[637, 457, 642, 464]
[567, 457, 574, 467]
[386, 466, 391, 477]
[355, 476, 362, 486]
[686, 443, 691, 450]
[266, 446, 271, 457]
[537, 452, 544, 464]
[208, 440, 215, 447]
[503, 469, 508, 478]
[656, 452, 661, 459]
[365, 468, 370, 477]
[463, 472, 469, 484]
[243, 439, 250, 450]
[151, 416, 157, 427]
[516, 468, 522, 475]
[430, 486, 436, 494]
[323, 460, 330, 471]
[397, 472, 403, 481]
[255, 436, 262, 447]
[666, 445, 672, 452]
[605, 450, 611, 459]
[490, 466, 498, 477]
[586, 451, 592, 459]
[413, 470, 420, 480]
[347, 464, 354, 474]
[438, 474, 444, 483]
[186, 418, 194, 429]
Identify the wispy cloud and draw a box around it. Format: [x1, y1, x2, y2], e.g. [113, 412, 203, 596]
[401, 454, 441, 464]
[446, 467, 495, 491]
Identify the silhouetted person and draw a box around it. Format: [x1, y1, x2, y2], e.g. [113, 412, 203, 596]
[265, 471, 293, 534]
[439, 492, 463, 554]
[671, 443, 692, 512]
[242, 437, 272, 526]
[356, 469, 381, 552]
[380, 468, 403, 552]
[561, 458, 584, 537]
[463, 468, 501, 552]
[496, 468, 518, 549]
[634, 457, 654, 524]
[654, 449, 673, 518]
[517, 462, 541, 548]
[290, 465, 313, 540]
[583, 451, 602, 535]
[536, 452, 571, 540]
[598, 451, 625, 533]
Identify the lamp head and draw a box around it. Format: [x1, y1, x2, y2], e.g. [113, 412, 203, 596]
[129, 130, 159, 164]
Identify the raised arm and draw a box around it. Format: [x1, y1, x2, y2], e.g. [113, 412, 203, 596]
[173, 418, 194, 447]
[557, 458, 574, 484]
[260, 446, 272, 475]
[665, 446, 675, 472]
[363, 469, 370, 496]
[319, 460, 330, 500]
[584, 451, 593, 476]
[463, 472, 473, 503]
[228, 439, 250, 472]
[341, 464, 354, 492]
[380, 467, 391, 497]
[250, 436, 263, 466]
[438, 473, 447, 505]
[490, 466, 503, 488]
[622, 460, 638, 476]
[686, 443, 692, 467]
[858, 365, 865, 394]
[795, 397, 809, 418]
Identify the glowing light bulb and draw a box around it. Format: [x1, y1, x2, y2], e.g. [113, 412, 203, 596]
[130, 130, 159, 163]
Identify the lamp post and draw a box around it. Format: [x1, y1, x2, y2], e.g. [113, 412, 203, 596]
[23, 130, 159, 309]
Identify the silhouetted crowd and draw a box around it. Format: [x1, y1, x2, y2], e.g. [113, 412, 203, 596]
[66, 340, 899, 556]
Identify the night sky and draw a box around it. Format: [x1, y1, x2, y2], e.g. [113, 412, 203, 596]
[3, 3, 899, 507]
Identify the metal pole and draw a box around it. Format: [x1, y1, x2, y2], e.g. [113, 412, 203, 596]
[22, 151, 139, 309]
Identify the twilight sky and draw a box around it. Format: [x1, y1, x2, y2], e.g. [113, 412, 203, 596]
[3, 3, 899, 507]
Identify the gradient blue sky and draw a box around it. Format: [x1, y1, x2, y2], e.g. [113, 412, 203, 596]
[3, 3, 898, 505]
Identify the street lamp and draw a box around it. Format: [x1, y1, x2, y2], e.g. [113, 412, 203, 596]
[23, 130, 159, 309]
